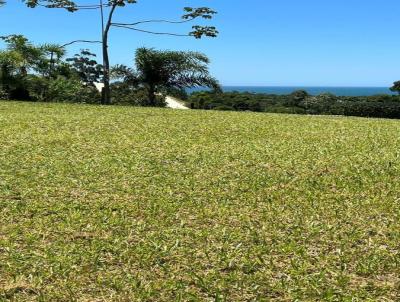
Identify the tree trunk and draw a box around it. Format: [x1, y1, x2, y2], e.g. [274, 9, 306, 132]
[148, 85, 156, 106]
[48, 51, 54, 78]
[101, 4, 117, 105]
[102, 37, 111, 104]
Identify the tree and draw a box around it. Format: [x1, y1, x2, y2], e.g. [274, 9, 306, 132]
[0, 35, 44, 76]
[286, 90, 309, 107]
[112, 47, 220, 106]
[40, 43, 66, 77]
[0, 51, 22, 96]
[23, 0, 218, 105]
[0, 35, 45, 99]
[66, 49, 103, 85]
[390, 81, 400, 95]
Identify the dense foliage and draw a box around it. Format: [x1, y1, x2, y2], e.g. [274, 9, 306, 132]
[0, 35, 216, 106]
[188, 90, 400, 119]
[0, 35, 101, 103]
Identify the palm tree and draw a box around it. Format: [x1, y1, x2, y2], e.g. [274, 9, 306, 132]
[112, 47, 220, 106]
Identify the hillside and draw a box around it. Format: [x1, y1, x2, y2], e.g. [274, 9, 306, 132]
[1, 101, 400, 301]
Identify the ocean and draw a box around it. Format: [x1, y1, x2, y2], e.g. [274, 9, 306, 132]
[192, 86, 396, 97]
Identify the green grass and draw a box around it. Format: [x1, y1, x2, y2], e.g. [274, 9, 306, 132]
[1, 101, 400, 301]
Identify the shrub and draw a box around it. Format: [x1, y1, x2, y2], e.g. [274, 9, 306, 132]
[46, 77, 101, 103]
[285, 90, 309, 107]
[111, 83, 166, 107]
[0, 89, 9, 100]
[214, 105, 234, 111]
[26, 75, 50, 101]
[265, 105, 306, 114]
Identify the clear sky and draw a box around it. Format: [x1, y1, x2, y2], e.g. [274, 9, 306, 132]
[1, 0, 400, 86]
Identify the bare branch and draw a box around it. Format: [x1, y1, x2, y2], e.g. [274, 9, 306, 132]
[112, 17, 195, 27]
[61, 40, 102, 47]
[112, 24, 190, 37]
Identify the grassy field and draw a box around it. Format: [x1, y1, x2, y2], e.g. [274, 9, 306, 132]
[1, 101, 400, 301]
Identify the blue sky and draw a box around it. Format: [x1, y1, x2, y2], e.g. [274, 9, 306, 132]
[1, 0, 400, 86]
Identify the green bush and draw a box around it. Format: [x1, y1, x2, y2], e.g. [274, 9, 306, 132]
[111, 83, 166, 107]
[0, 89, 9, 100]
[26, 75, 50, 101]
[214, 105, 235, 111]
[46, 77, 101, 103]
[285, 90, 309, 107]
[265, 105, 306, 114]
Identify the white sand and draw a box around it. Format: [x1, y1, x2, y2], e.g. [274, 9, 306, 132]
[165, 96, 189, 110]
[94, 82, 105, 92]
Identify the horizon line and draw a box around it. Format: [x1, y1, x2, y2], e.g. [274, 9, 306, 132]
[220, 85, 392, 88]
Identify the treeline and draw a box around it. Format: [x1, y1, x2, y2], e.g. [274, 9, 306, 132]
[0, 35, 103, 104]
[187, 90, 400, 119]
[0, 35, 218, 106]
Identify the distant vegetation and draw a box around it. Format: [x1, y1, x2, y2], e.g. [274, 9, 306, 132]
[188, 90, 400, 119]
[0, 35, 218, 106]
[2, 34, 400, 120]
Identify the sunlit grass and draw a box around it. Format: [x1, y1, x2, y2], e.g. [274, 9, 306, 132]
[1, 101, 400, 301]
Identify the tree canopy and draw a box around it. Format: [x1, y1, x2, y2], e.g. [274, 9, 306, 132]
[390, 81, 400, 95]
